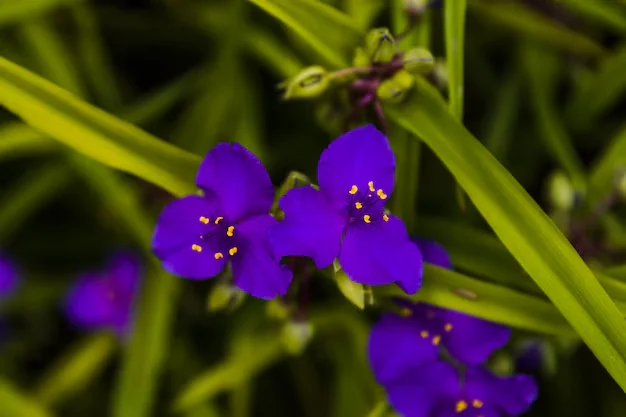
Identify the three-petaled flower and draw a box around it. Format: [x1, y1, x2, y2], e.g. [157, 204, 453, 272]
[268, 125, 422, 293]
[152, 143, 292, 299]
[64, 252, 141, 336]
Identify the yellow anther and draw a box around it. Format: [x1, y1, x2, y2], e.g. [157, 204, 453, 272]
[215, 216, 223, 224]
[227, 226, 235, 237]
[383, 214, 389, 222]
[472, 400, 483, 409]
[199, 216, 210, 224]
[420, 330, 429, 338]
[444, 323, 453, 332]
[399, 307, 413, 317]
[455, 400, 468, 413]
[349, 185, 358, 195]
[214, 252, 224, 259]
[363, 215, 371, 223]
[432, 335, 441, 346]
[377, 189, 387, 199]
[368, 181, 375, 192]
[355, 202, 363, 209]
[229, 247, 238, 256]
[191, 244, 202, 252]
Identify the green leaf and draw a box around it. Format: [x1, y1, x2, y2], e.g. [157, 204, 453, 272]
[523, 43, 586, 190]
[387, 76, 626, 392]
[587, 122, 626, 207]
[444, 0, 466, 120]
[0, 122, 56, 162]
[556, 0, 626, 33]
[248, 0, 363, 68]
[467, 0, 605, 57]
[0, 0, 83, 27]
[0, 379, 53, 417]
[566, 42, 626, 132]
[482, 69, 521, 161]
[33, 332, 117, 407]
[342, 0, 384, 30]
[334, 269, 366, 309]
[0, 56, 199, 197]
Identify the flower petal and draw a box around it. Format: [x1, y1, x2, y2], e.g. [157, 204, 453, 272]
[152, 195, 226, 279]
[339, 215, 422, 293]
[411, 237, 452, 269]
[317, 125, 395, 206]
[64, 273, 117, 329]
[386, 361, 459, 417]
[435, 405, 499, 417]
[441, 310, 511, 365]
[232, 214, 293, 299]
[268, 186, 345, 268]
[464, 368, 538, 415]
[367, 313, 438, 385]
[196, 142, 274, 221]
[0, 254, 19, 298]
[107, 252, 142, 299]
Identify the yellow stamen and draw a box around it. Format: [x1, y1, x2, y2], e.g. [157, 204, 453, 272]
[199, 216, 210, 224]
[420, 330, 429, 338]
[368, 181, 375, 192]
[400, 307, 413, 317]
[227, 226, 235, 237]
[214, 252, 224, 259]
[355, 202, 363, 209]
[363, 215, 371, 223]
[349, 185, 358, 195]
[383, 214, 389, 222]
[455, 400, 468, 413]
[472, 400, 483, 409]
[376, 189, 387, 199]
[191, 244, 202, 252]
[444, 323, 453, 332]
[229, 247, 238, 256]
[432, 335, 441, 346]
[215, 216, 224, 224]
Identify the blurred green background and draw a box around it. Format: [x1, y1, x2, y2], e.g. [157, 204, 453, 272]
[2, 0, 626, 416]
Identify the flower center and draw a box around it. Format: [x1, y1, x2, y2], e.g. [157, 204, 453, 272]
[345, 181, 390, 224]
[454, 398, 484, 415]
[190, 215, 239, 259]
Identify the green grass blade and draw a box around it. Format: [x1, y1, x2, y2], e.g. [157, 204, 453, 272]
[0, 122, 56, 161]
[468, 0, 605, 57]
[0, 379, 53, 417]
[523, 43, 586, 189]
[246, 26, 304, 78]
[0, 56, 199, 197]
[343, 0, 383, 30]
[33, 332, 117, 407]
[557, 0, 626, 33]
[482, 69, 521, 161]
[248, 0, 362, 68]
[387, 76, 626, 392]
[0, 0, 83, 27]
[588, 122, 626, 207]
[444, 0, 466, 120]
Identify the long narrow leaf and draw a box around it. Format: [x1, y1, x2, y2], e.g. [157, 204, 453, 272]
[444, 0, 466, 120]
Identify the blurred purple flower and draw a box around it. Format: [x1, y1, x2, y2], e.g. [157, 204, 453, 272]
[0, 253, 19, 299]
[268, 125, 422, 293]
[64, 252, 141, 336]
[152, 143, 292, 299]
[411, 237, 452, 269]
[515, 340, 544, 374]
[385, 361, 537, 417]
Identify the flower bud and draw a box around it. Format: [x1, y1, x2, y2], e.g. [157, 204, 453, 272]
[432, 59, 448, 90]
[365, 28, 397, 64]
[546, 171, 575, 211]
[352, 47, 370, 68]
[266, 298, 291, 321]
[207, 283, 245, 312]
[376, 70, 415, 103]
[280, 66, 330, 100]
[403, 48, 435, 74]
[404, 0, 430, 15]
[281, 320, 314, 355]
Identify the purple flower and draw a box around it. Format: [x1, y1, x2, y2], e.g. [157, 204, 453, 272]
[411, 237, 452, 269]
[268, 125, 422, 293]
[0, 253, 19, 299]
[385, 361, 537, 417]
[64, 252, 141, 336]
[152, 143, 292, 299]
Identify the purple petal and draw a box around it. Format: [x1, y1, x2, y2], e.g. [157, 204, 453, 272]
[367, 313, 438, 385]
[411, 237, 452, 269]
[268, 186, 345, 268]
[441, 310, 511, 365]
[386, 361, 459, 417]
[464, 368, 538, 415]
[65, 273, 117, 329]
[339, 215, 422, 293]
[435, 406, 499, 417]
[317, 125, 395, 207]
[196, 142, 274, 221]
[107, 252, 142, 299]
[232, 214, 293, 299]
[0, 254, 19, 298]
[152, 195, 226, 279]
